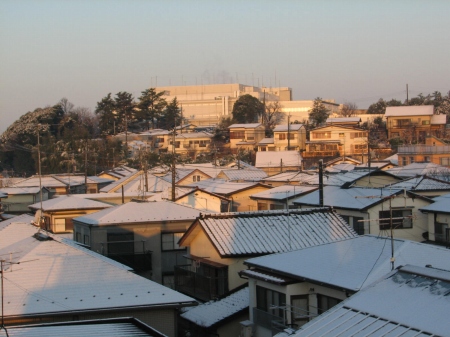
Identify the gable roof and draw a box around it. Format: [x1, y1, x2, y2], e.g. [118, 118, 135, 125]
[0, 187, 41, 195]
[250, 185, 317, 201]
[179, 209, 357, 257]
[386, 162, 450, 178]
[302, 169, 400, 187]
[292, 265, 450, 337]
[13, 175, 72, 188]
[28, 195, 113, 212]
[326, 117, 361, 123]
[180, 287, 249, 328]
[243, 235, 450, 292]
[100, 171, 172, 193]
[187, 179, 268, 196]
[73, 201, 201, 226]
[419, 192, 450, 214]
[218, 169, 268, 182]
[385, 105, 434, 117]
[255, 151, 302, 168]
[262, 171, 317, 183]
[0, 219, 196, 319]
[387, 175, 450, 191]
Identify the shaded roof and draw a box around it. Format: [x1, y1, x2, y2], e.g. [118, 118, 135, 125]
[291, 265, 450, 337]
[385, 105, 434, 117]
[2, 318, 168, 337]
[28, 195, 113, 212]
[187, 179, 266, 196]
[388, 175, 450, 191]
[0, 187, 41, 195]
[250, 185, 317, 201]
[180, 209, 357, 257]
[255, 151, 302, 168]
[219, 169, 268, 181]
[262, 171, 317, 183]
[273, 124, 304, 132]
[292, 186, 404, 210]
[180, 287, 249, 328]
[419, 192, 450, 214]
[73, 200, 201, 225]
[303, 169, 399, 187]
[244, 235, 450, 292]
[386, 162, 450, 178]
[0, 220, 196, 319]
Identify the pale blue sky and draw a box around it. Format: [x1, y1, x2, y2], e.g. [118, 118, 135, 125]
[1, 0, 449, 132]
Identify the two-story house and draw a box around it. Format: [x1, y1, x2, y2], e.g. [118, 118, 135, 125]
[385, 105, 446, 142]
[229, 123, 266, 150]
[257, 124, 306, 151]
[168, 131, 213, 155]
[304, 125, 368, 159]
[397, 135, 450, 166]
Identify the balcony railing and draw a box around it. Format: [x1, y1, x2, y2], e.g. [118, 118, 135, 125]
[398, 145, 450, 155]
[302, 150, 339, 158]
[101, 240, 152, 273]
[174, 264, 228, 301]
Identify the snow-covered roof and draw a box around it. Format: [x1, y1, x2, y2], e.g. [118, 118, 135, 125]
[324, 163, 355, 173]
[263, 171, 317, 183]
[69, 191, 146, 200]
[181, 287, 249, 328]
[0, 220, 196, 319]
[273, 124, 304, 132]
[250, 185, 317, 201]
[431, 113, 447, 124]
[244, 235, 450, 292]
[175, 131, 213, 139]
[229, 123, 262, 129]
[388, 175, 450, 191]
[387, 162, 450, 178]
[161, 168, 212, 184]
[28, 195, 113, 211]
[292, 265, 450, 337]
[13, 175, 72, 188]
[326, 117, 361, 123]
[303, 169, 396, 187]
[219, 169, 268, 182]
[180, 209, 357, 257]
[2, 318, 167, 337]
[420, 192, 450, 214]
[292, 186, 403, 210]
[0, 187, 41, 195]
[187, 179, 264, 195]
[100, 171, 172, 193]
[383, 153, 398, 165]
[255, 151, 302, 168]
[385, 105, 434, 117]
[73, 200, 201, 225]
[257, 137, 274, 145]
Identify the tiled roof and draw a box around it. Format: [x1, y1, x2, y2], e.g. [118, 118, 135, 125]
[292, 265, 450, 337]
[182, 209, 357, 257]
[100, 171, 172, 193]
[244, 235, 450, 292]
[219, 169, 268, 181]
[0, 221, 196, 318]
[28, 195, 113, 211]
[73, 200, 200, 225]
[181, 287, 249, 328]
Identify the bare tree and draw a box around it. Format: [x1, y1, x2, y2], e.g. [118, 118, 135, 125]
[263, 101, 285, 134]
[58, 97, 74, 114]
[339, 101, 358, 117]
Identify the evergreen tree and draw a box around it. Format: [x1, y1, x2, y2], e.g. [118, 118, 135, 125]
[159, 98, 182, 130]
[308, 97, 330, 127]
[231, 94, 264, 123]
[95, 93, 116, 136]
[136, 88, 167, 130]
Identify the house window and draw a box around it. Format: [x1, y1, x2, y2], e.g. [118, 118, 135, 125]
[424, 156, 430, 163]
[396, 119, 411, 127]
[409, 157, 415, 164]
[353, 217, 364, 235]
[258, 203, 268, 210]
[291, 295, 309, 326]
[230, 131, 245, 139]
[270, 204, 285, 210]
[65, 218, 74, 231]
[107, 232, 134, 255]
[391, 132, 400, 137]
[350, 132, 367, 139]
[435, 222, 449, 243]
[317, 294, 342, 314]
[260, 146, 267, 151]
[401, 157, 407, 166]
[76, 231, 82, 243]
[440, 157, 450, 166]
[192, 175, 201, 182]
[379, 209, 412, 230]
[83, 234, 90, 246]
[422, 120, 430, 125]
[278, 133, 286, 140]
[312, 132, 331, 139]
[161, 232, 185, 251]
[256, 286, 286, 318]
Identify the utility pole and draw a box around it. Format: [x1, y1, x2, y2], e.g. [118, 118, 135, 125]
[287, 114, 291, 150]
[36, 124, 44, 229]
[318, 159, 324, 207]
[171, 115, 177, 202]
[84, 140, 88, 194]
[406, 84, 409, 104]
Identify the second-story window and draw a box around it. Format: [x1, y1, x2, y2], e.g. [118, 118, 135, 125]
[278, 133, 286, 140]
[230, 131, 245, 139]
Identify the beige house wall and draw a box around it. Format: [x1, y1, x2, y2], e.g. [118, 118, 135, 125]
[273, 128, 306, 151]
[229, 186, 272, 212]
[175, 191, 224, 213]
[308, 126, 368, 157]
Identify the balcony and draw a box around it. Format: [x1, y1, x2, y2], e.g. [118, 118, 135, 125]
[174, 263, 228, 301]
[102, 240, 152, 273]
[398, 145, 450, 155]
[302, 150, 339, 158]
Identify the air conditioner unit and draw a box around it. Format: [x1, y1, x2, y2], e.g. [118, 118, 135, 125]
[240, 320, 254, 337]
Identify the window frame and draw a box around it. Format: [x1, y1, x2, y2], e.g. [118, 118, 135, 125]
[161, 232, 186, 252]
[379, 209, 413, 230]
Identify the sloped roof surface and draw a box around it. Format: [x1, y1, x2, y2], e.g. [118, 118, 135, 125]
[388, 175, 450, 191]
[263, 171, 317, 183]
[326, 117, 361, 123]
[175, 131, 213, 139]
[190, 209, 357, 257]
[431, 113, 447, 124]
[420, 192, 450, 213]
[255, 151, 302, 168]
[28, 195, 112, 211]
[0, 187, 41, 195]
[181, 287, 249, 328]
[385, 105, 434, 116]
[245, 235, 450, 292]
[257, 137, 274, 145]
[13, 176, 71, 188]
[187, 179, 261, 195]
[293, 186, 399, 210]
[100, 171, 172, 193]
[387, 162, 450, 178]
[273, 124, 304, 132]
[73, 200, 200, 225]
[250, 185, 317, 200]
[229, 123, 262, 128]
[219, 169, 268, 181]
[0, 220, 195, 318]
[292, 265, 450, 337]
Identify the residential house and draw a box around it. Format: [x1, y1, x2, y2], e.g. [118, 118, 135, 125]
[179, 286, 249, 337]
[387, 162, 450, 180]
[255, 151, 303, 176]
[187, 179, 272, 211]
[173, 187, 230, 213]
[28, 195, 113, 234]
[292, 185, 431, 240]
[12, 175, 79, 196]
[250, 185, 317, 210]
[397, 135, 450, 167]
[419, 192, 450, 245]
[257, 124, 306, 152]
[240, 235, 450, 336]
[385, 105, 446, 141]
[97, 165, 138, 181]
[160, 168, 212, 186]
[70, 191, 150, 205]
[304, 125, 368, 159]
[99, 171, 172, 195]
[387, 175, 450, 197]
[288, 265, 450, 337]
[325, 116, 361, 127]
[168, 131, 213, 156]
[0, 215, 197, 337]
[0, 187, 49, 214]
[262, 171, 318, 187]
[228, 123, 266, 150]
[176, 209, 356, 301]
[72, 201, 201, 285]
